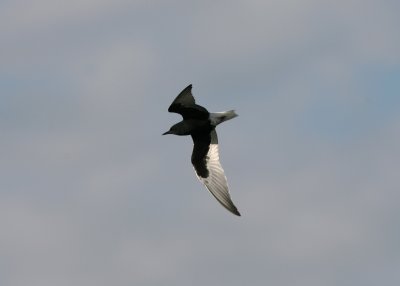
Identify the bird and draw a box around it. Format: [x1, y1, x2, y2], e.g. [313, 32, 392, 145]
[163, 84, 241, 216]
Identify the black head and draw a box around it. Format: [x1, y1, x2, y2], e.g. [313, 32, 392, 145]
[162, 123, 180, 135]
[162, 121, 191, 136]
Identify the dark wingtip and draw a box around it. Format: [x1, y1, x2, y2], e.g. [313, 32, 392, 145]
[233, 209, 241, 216]
[167, 84, 193, 113]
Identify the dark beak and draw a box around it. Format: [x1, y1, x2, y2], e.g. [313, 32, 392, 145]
[162, 131, 171, 135]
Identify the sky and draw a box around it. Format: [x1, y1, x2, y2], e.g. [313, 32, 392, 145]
[1, 1, 400, 285]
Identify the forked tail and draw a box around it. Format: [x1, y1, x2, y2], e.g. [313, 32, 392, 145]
[209, 110, 238, 126]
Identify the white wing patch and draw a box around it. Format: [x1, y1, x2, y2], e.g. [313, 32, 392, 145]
[195, 130, 240, 216]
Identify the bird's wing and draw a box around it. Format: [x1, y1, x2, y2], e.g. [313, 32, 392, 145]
[169, 84, 195, 106]
[168, 84, 209, 120]
[191, 129, 241, 216]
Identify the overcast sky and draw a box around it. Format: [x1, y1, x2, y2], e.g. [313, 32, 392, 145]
[1, 1, 400, 286]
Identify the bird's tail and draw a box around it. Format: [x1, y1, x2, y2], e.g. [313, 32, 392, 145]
[209, 110, 238, 126]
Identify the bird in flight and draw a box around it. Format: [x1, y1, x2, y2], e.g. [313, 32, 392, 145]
[163, 84, 241, 216]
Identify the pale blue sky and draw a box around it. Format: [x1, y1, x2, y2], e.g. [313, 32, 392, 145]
[1, 1, 400, 286]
